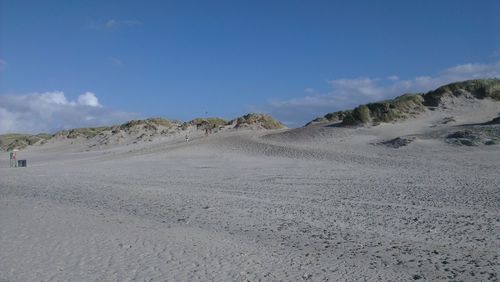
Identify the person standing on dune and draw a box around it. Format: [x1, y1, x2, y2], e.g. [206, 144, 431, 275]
[9, 151, 13, 167]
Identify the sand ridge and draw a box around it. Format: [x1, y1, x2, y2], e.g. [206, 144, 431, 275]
[1, 88, 500, 280]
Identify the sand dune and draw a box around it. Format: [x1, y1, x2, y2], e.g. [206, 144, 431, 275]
[1, 82, 499, 281]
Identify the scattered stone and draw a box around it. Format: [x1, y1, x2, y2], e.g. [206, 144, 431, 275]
[380, 136, 416, 148]
[441, 116, 456, 124]
[412, 274, 422, 280]
[445, 129, 500, 146]
[447, 130, 476, 140]
[446, 130, 481, 146]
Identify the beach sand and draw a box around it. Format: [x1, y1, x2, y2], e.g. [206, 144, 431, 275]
[1, 104, 499, 281]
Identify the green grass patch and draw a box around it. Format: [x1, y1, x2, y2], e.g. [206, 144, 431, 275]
[234, 113, 285, 129]
[0, 133, 51, 151]
[423, 79, 500, 106]
[187, 117, 228, 129]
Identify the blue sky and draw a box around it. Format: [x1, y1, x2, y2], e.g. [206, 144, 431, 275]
[1, 0, 499, 132]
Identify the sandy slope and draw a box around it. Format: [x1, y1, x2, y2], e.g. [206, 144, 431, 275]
[1, 104, 499, 281]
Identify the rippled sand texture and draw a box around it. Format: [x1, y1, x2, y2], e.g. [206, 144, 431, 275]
[1, 112, 499, 281]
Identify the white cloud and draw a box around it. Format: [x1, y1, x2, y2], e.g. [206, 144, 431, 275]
[0, 59, 7, 71]
[38, 91, 69, 105]
[77, 92, 101, 107]
[265, 61, 500, 127]
[0, 91, 137, 134]
[328, 78, 386, 100]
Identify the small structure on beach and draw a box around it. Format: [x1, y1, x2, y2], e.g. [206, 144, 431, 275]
[9, 148, 27, 168]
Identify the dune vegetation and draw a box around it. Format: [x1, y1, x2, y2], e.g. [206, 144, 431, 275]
[231, 113, 286, 129]
[0, 113, 285, 151]
[310, 79, 500, 126]
[0, 133, 51, 151]
[55, 127, 112, 139]
[184, 118, 229, 130]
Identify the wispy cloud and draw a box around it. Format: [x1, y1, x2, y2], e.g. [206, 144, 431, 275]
[89, 19, 142, 30]
[0, 91, 137, 134]
[109, 57, 124, 67]
[263, 61, 500, 127]
[0, 59, 7, 71]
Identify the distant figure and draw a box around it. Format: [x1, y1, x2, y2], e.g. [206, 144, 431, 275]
[9, 151, 14, 168]
[185, 135, 189, 142]
[11, 151, 17, 168]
